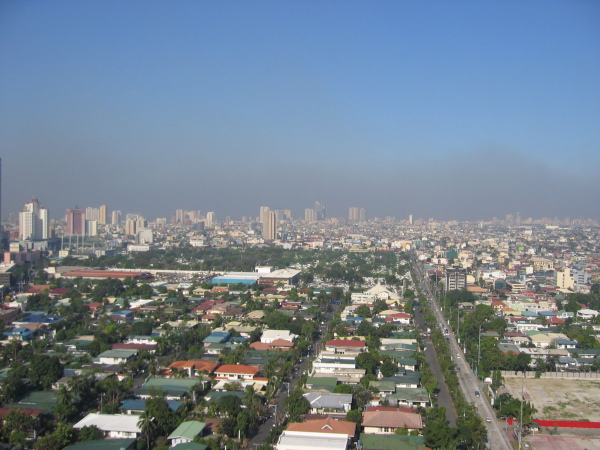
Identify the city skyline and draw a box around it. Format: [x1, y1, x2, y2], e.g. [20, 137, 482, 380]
[1, 2, 599, 221]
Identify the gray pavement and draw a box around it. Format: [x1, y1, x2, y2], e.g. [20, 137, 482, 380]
[413, 306, 458, 426]
[413, 258, 513, 450]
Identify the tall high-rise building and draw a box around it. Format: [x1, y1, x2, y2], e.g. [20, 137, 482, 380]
[87, 220, 98, 237]
[111, 210, 121, 226]
[19, 199, 49, 240]
[349, 207, 359, 222]
[259, 206, 270, 224]
[315, 201, 326, 221]
[205, 212, 216, 227]
[359, 208, 366, 223]
[66, 208, 86, 236]
[263, 210, 277, 240]
[99, 205, 107, 224]
[125, 217, 137, 235]
[305, 208, 316, 223]
[86, 207, 100, 222]
[409, 214, 413, 225]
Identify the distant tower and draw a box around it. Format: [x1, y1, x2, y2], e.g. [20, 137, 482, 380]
[111, 210, 121, 226]
[205, 212, 216, 227]
[304, 208, 316, 223]
[99, 205, 107, 224]
[348, 207, 359, 222]
[66, 208, 86, 236]
[262, 210, 277, 240]
[19, 199, 49, 240]
[314, 201, 326, 221]
[359, 208, 366, 223]
[259, 206, 270, 224]
[409, 214, 413, 225]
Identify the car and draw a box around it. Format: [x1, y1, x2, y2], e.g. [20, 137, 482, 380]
[486, 417, 491, 423]
[475, 391, 480, 398]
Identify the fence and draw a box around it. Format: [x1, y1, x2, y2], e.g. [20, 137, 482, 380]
[507, 418, 600, 429]
[501, 370, 600, 380]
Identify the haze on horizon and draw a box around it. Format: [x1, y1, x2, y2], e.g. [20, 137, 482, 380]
[1, 1, 599, 222]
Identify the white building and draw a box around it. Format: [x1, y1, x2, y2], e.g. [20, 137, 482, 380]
[19, 199, 49, 241]
[73, 413, 141, 439]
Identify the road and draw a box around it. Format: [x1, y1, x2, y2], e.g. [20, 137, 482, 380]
[246, 307, 336, 449]
[413, 305, 458, 426]
[412, 257, 513, 450]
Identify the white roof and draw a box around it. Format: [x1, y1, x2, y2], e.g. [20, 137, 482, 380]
[264, 268, 301, 279]
[276, 431, 348, 450]
[261, 329, 297, 343]
[73, 413, 141, 433]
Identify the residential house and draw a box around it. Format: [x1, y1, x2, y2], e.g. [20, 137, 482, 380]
[303, 392, 353, 414]
[362, 410, 423, 435]
[73, 413, 141, 439]
[168, 421, 207, 447]
[214, 364, 259, 381]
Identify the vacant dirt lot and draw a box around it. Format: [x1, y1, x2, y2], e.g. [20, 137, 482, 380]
[503, 378, 600, 422]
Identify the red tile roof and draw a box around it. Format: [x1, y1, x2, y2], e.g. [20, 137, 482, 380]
[286, 417, 356, 437]
[215, 364, 259, 376]
[362, 410, 423, 429]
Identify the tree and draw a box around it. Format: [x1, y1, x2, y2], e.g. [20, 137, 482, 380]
[354, 305, 372, 318]
[78, 425, 104, 441]
[334, 383, 354, 394]
[29, 354, 64, 389]
[380, 359, 398, 377]
[137, 410, 157, 450]
[2, 410, 36, 445]
[356, 352, 378, 375]
[130, 321, 153, 336]
[423, 407, 455, 449]
[346, 409, 363, 424]
[491, 369, 503, 390]
[285, 387, 310, 421]
[218, 395, 243, 417]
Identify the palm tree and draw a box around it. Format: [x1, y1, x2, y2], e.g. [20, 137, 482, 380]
[137, 410, 156, 450]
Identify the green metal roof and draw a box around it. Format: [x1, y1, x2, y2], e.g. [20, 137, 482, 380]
[168, 420, 206, 440]
[359, 433, 425, 450]
[64, 439, 136, 450]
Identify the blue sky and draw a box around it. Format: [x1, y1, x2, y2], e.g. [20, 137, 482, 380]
[1, 1, 599, 222]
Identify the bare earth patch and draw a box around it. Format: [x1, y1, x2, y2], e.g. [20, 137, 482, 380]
[503, 378, 600, 422]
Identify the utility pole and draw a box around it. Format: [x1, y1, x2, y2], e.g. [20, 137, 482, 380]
[477, 325, 482, 379]
[519, 372, 524, 449]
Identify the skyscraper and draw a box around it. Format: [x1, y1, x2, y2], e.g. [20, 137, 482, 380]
[205, 212, 216, 227]
[259, 206, 270, 224]
[99, 205, 107, 224]
[315, 201, 326, 221]
[111, 210, 121, 226]
[263, 210, 277, 240]
[19, 199, 49, 240]
[66, 208, 86, 236]
[349, 207, 359, 222]
[305, 208, 316, 223]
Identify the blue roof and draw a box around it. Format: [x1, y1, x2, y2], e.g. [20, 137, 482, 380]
[19, 314, 62, 324]
[119, 398, 182, 412]
[6, 327, 35, 336]
[203, 331, 230, 344]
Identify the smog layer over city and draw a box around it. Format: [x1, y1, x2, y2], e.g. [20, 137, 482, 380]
[0, 2, 600, 450]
